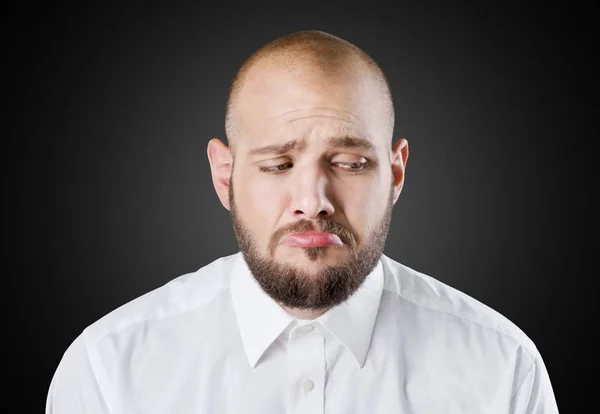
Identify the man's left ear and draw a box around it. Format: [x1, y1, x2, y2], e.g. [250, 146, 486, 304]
[391, 138, 409, 203]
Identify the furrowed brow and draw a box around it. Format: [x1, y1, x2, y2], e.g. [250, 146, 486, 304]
[327, 136, 376, 152]
[247, 135, 375, 156]
[247, 139, 304, 156]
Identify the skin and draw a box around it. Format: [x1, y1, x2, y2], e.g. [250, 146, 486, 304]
[207, 54, 409, 320]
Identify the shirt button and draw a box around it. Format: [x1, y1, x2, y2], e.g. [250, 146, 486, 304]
[299, 324, 313, 333]
[301, 379, 314, 392]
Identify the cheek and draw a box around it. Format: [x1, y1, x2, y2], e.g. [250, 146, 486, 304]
[244, 180, 284, 210]
[337, 188, 370, 232]
[236, 174, 286, 235]
[338, 181, 387, 235]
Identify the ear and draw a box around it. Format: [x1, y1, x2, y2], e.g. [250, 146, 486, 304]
[207, 138, 233, 211]
[391, 138, 409, 204]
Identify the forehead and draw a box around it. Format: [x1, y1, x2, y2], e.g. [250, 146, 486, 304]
[272, 108, 363, 139]
[234, 59, 386, 150]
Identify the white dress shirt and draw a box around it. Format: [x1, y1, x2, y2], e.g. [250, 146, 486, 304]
[46, 252, 559, 413]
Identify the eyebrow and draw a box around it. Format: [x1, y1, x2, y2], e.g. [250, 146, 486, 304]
[247, 136, 376, 156]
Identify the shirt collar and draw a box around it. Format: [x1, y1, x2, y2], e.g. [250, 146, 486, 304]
[230, 251, 385, 370]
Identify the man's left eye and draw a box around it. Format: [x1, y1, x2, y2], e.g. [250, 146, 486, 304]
[335, 161, 367, 170]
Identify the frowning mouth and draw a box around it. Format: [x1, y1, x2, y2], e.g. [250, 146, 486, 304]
[283, 231, 345, 247]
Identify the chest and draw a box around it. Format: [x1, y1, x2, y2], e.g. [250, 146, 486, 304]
[113, 330, 513, 414]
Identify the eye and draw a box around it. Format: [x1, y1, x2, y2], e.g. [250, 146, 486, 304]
[334, 161, 368, 170]
[257, 157, 371, 174]
[332, 155, 369, 171]
[258, 162, 293, 174]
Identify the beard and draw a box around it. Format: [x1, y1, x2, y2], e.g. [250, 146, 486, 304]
[229, 179, 394, 312]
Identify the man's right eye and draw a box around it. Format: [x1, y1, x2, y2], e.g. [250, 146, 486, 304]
[258, 162, 293, 173]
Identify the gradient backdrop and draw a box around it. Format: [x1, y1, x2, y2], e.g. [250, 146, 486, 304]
[7, 1, 596, 412]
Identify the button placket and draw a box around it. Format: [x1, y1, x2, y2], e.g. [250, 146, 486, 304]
[301, 378, 314, 392]
[286, 328, 326, 414]
[299, 324, 314, 334]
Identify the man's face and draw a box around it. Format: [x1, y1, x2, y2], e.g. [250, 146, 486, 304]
[227, 60, 398, 311]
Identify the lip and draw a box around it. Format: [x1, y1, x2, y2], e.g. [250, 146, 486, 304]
[284, 232, 345, 247]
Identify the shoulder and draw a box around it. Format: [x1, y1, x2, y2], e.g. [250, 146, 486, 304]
[80, 252, 239, 349]
[47, 253, 240, 412]
[380, 254, 541, 361]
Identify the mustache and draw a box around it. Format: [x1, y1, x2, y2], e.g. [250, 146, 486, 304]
[269, 218, 356, 253]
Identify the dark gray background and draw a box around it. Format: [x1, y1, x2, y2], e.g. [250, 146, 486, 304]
[6, 0, 597, 411]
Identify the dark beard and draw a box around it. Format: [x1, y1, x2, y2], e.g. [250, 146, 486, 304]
[229, 179, 394, 311]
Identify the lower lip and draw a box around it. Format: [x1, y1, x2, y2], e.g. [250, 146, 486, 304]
[284, 232, 344, 247]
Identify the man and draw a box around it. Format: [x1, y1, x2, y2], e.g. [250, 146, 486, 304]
[46, 30, 559, 413]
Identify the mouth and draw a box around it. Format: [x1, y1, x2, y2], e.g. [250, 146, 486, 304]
[283, 231, 345, 247]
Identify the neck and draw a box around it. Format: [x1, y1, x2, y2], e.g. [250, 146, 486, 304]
[279, 304, 331, 320]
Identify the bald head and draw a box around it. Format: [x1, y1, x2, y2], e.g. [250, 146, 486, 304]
[224, 30, 395, 153]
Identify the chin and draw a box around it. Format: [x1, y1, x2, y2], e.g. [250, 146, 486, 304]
[279, 245, 351, 265]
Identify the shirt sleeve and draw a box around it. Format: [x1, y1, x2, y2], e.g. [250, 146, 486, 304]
[46, 333, 112, 414]
[510, 356, 559, 414]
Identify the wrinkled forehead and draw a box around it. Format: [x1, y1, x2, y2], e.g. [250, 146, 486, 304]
[234, 59, 387, 150]
[254, 115, 375, 155]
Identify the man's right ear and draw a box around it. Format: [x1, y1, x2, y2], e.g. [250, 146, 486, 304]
[207, 138, 233, 211]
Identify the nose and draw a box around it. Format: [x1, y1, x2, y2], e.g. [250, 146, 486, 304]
[288, 164, 335, 220]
